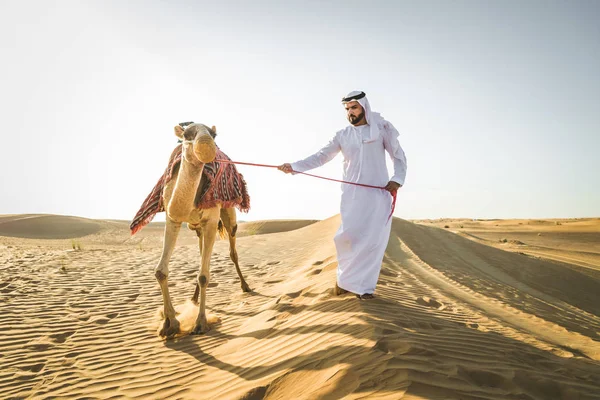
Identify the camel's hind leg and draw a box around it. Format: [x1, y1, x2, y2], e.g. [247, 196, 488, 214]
[192, 209, 220, 334]
[155, 217, 182, 338]
[221, 207, 251, 292]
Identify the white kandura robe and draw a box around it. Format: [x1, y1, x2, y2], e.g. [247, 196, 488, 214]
[291, 120, 407, 294]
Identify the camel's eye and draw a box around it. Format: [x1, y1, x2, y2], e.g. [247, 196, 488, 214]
[183, 129, 196, 141]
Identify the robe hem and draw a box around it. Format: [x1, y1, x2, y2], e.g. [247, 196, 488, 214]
[337, 281, 374, 295]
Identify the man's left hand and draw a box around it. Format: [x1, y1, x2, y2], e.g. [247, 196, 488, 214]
[384, 181, 401, 193]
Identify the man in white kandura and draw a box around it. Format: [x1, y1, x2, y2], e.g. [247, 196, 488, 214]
[278, 91, 407, 300]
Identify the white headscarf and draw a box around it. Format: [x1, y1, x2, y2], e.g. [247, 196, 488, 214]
[342, 90, 383, 143]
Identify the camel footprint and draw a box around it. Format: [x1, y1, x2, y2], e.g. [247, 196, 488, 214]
[18, 362, 46, 373]
[416, 296, 445, 310]
[50, 330, 75, 344]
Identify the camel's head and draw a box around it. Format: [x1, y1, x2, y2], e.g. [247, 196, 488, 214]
[175, 123, 217, 165]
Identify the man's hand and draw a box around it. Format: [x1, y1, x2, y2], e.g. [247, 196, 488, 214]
[278, 163, 294, 174]
[384, 181, 401, 193]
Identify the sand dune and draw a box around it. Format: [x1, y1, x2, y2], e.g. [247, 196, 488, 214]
[236, 219, 319, 237]
[1, 215, 599, 399]
[0, 214, 102, 239]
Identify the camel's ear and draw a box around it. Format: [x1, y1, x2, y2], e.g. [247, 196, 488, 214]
[174, 125, 184, 139]
[211, 125, 217, 134]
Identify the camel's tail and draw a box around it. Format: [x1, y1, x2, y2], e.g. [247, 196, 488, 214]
[217, 220, 227, 239]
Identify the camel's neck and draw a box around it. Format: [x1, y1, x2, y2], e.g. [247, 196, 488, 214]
[167, 157, 203, 221]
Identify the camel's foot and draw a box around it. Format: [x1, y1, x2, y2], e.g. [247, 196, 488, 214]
[191, 319, 211, 335]
[159, 317, 180, 338]
[241, 281, 252, 293]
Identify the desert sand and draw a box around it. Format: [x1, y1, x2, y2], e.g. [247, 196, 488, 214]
[1, 214, 599, 399]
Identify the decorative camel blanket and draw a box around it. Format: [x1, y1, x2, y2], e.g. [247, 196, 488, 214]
[129, 145, 250, 235]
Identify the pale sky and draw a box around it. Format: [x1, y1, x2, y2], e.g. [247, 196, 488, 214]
[1, 0, 599, 222]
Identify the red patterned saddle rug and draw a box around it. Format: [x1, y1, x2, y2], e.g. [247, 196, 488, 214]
[130, 145, 250, 235]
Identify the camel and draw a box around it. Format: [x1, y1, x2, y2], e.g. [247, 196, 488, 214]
[155, 123, 250, 338]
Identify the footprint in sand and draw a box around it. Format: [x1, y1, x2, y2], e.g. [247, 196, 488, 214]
[18, 362, 46, 373]
[50, 330, 75, 344]
[416, 296, 444, 309]
[265, 279, 283, 284]
[284, 290, 302, 299]
[26, 342, 53, 351]
[91, 312, 118, 325]
[64, 351, 81, 359]
[1, 285, 14, 294]
[128, 293, 139, 301]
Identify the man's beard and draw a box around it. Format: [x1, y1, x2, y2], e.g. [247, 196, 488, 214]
[349, 110, 365, 125]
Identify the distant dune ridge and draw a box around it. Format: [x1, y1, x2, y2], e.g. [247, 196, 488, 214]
[0, 214, 102, 239]
[1, 214, 599, 399]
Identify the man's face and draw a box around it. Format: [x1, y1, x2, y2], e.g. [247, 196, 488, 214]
[344, 101, 365, 125]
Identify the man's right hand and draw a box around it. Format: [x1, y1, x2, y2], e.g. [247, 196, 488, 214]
[277, 163, 294, 174]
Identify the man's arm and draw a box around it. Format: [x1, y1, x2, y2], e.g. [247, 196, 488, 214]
[278, 134, 341, 174]
[382, 121, 407, 190]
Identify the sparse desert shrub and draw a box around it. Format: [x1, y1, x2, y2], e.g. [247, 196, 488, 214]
[444, 225, 449, 229]
[499, 238, 508, 243]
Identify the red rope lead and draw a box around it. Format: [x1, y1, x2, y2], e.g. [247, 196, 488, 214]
[217, 159, 397, 222]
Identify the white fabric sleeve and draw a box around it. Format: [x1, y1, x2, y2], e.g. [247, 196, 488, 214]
[290, 134, 341, 173]
[382, 121, 407, 185]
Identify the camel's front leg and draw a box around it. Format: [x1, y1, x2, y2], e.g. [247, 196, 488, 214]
[193, 217, 218, 334]
[155, 217, 182, 338]
[191, 229, 203, 305]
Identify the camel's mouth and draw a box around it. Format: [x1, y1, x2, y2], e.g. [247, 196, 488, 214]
[193, 135, 216, 163]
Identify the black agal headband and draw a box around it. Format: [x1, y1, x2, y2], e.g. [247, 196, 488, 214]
[341, 91, 366, 103]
